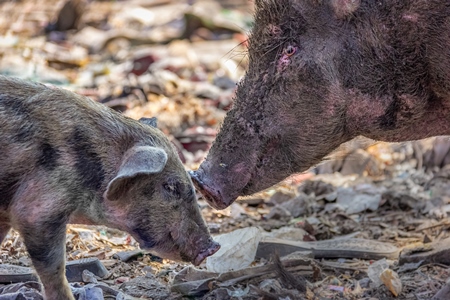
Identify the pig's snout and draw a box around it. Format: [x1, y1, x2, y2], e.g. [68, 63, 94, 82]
[193, 240, 220, 266]
[189, 170, 229, 210]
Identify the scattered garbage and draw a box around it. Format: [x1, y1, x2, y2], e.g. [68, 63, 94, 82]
[367, 258, 390, 287]
[380, 268, 403, 297]
[206, 227, 263, 273]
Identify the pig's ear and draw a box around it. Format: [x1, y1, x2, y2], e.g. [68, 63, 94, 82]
[105, 146, 168, 201]
[331, 0, 360, 18]
[139, 117, 158, 128]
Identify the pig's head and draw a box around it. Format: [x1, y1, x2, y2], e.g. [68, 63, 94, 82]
[104, 132, 219, 265]
[191, 0, 436, 209]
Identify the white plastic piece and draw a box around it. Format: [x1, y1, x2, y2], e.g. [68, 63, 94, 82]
[367, 258, 389, 287]
[206, 227, 262, 273]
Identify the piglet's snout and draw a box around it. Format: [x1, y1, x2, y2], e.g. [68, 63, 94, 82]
[193, 240, 220, 266]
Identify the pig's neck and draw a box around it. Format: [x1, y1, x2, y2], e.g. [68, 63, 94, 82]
[68, 195, 130, 233]
[347, 93, 450, 142]
[68, 194, 108, 226]
[66, 131, 140, 228]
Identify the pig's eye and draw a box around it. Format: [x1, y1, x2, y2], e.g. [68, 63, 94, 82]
[284, 45, 297, 56]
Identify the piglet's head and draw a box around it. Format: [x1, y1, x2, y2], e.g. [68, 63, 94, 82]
[104, 141, 219, 266]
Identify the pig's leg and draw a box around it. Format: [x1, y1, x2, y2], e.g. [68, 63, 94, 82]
[10, 176, 75, 299]
[18, 220, 73, 300]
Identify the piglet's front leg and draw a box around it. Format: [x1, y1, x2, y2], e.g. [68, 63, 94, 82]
[18, 217, 73, 300]
[11, 188, 75, 300]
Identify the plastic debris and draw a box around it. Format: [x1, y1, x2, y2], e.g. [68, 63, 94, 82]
[367, 258, 389, 287]
[206, 227, 262, 273]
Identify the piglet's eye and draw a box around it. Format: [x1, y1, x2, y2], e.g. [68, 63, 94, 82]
[163, 183, 176, 192]
[284, 45, 297, 56]
[163, 181, 182, 199]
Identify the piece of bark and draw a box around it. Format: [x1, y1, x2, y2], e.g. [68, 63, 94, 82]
[399, 237, 450, 266]
[112, 250, 145, 262]
[171, 258, 313, 296]
[256, 237, 399, 260]
[273, 253, 307, 292]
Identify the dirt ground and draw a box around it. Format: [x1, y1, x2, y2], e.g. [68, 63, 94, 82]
[0, 0, 449, 299]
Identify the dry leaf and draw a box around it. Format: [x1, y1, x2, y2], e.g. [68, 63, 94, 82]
[380, 269, 402, 297]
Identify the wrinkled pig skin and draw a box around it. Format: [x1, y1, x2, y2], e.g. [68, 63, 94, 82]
[0, 76, 219, 300]
[191, 0, 450, 209]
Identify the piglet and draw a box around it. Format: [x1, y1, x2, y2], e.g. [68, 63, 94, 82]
[0, 75, 220, 300]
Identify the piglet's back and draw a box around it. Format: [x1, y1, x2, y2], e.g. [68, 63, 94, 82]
[0, 76, 162, 205]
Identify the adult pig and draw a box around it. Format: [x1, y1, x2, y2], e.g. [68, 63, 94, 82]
[190, 0, 450, 209]
[0, 76, 219, 300]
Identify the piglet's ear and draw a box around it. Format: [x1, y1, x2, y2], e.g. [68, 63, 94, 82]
[331, 0, 360, 19]
[105, 146, 168, 201]
[139, 117, 158, 128]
